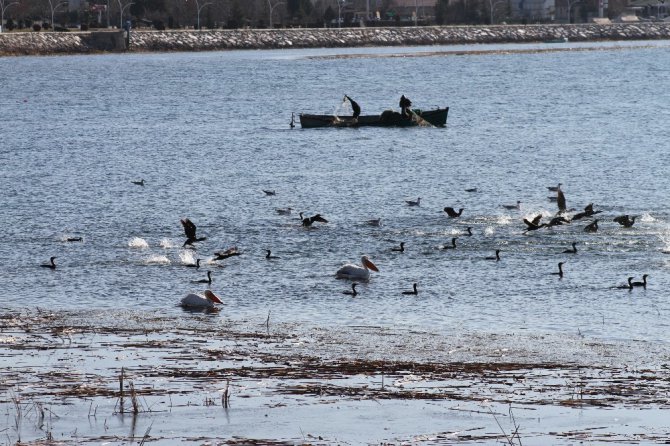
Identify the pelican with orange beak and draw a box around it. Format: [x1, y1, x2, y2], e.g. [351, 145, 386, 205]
[336, 255, 379, 281]
[180, 290, 223, 309]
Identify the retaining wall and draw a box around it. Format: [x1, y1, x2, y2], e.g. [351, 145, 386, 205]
[1, 23, 669, 56]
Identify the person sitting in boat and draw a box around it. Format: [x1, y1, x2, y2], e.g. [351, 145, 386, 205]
[345, 95, 361, 119]
[399, 95, 412, 119]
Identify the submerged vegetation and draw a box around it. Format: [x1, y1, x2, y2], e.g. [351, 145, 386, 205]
[2, 309, 670, 443]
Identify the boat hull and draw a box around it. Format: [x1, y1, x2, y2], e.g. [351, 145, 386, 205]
[299, 107, 449, 129]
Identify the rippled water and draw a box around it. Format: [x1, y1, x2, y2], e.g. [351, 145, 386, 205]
[2, 40, 670, 344]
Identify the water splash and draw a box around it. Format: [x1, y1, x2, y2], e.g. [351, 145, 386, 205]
[496, 215, 513, 225]
[179, 250, 196, 264]
[640, 213, 656, 223]
[145, 255, 170, 265]
[128, 237, 149, 249]
[484, 226, 496, 236]
[160, 238, 177, 249]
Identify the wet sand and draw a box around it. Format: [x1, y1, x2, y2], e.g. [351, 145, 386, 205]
[2, 309, 670, 444]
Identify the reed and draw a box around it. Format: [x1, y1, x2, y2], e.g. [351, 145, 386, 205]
[222, 380, 231, 408]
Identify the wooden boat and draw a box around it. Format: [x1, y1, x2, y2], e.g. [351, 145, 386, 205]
[299, 107, 449, 129]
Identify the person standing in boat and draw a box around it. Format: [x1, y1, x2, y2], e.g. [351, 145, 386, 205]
[399, 95, 412, 119]
[345, 95, 361, 119]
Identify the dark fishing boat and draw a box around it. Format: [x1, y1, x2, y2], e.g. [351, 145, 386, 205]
[299, 107, 449, 129]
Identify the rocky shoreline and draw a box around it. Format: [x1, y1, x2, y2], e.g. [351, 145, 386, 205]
[0, 22, 669, 56]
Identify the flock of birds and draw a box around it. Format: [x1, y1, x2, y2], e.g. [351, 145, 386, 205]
[39, 181, 654, 309]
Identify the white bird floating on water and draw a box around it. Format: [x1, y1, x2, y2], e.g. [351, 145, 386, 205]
[180, 290, 223, 309]
[336, 255, 379, 281]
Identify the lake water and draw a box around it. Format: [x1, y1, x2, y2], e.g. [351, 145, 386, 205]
[2, 39, 670, 443]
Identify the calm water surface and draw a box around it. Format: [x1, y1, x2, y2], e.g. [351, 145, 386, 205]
[2, 40, 670, 346]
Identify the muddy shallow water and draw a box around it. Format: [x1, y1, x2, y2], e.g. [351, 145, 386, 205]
[2, 309, 670, 444]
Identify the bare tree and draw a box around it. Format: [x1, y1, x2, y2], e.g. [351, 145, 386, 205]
[1, 0, 19, 32]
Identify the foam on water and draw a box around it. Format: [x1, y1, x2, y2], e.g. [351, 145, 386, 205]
[145, 254, 171, 264]
[128, 237, 149, 249]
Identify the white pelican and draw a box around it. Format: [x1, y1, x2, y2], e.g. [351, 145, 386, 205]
[180, 290, 223, 309]
[336, 256, 379, 281]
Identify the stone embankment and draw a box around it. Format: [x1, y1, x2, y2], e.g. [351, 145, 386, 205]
[1, 23, 669, 56]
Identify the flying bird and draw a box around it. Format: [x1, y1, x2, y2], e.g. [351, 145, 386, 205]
[300, 213, 328, 227]
[523, 215, 545, 233]
[584, 219, 599, 233]
[613, 215, 637, 228]
[556, 189, 567, 213]
[181, 218, 206, 246]
[443, 207, 464, 218]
